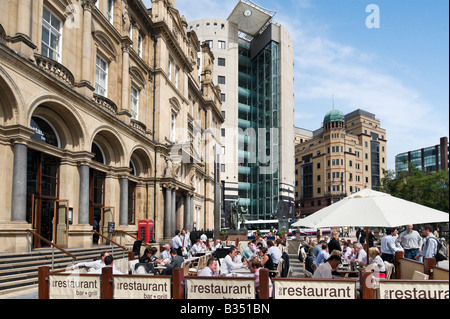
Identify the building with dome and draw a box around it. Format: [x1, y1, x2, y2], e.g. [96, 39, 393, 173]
[294, 109, 387, 218]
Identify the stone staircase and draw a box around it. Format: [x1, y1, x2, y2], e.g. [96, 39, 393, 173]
[0, 245, 127, 296]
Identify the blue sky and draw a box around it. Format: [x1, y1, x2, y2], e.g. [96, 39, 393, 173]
[143, 0, 449, 170]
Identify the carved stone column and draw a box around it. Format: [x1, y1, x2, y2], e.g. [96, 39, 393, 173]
[10, 142, 27, 222]
[78, 0, 95, 95]
[118, 39, 132, 124]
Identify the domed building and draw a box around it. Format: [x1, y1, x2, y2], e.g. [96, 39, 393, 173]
[323, 109, 346, 131]
[294, 109, 387, 218]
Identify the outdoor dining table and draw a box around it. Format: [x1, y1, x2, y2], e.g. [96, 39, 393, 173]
[228, 267, 254, 277]
[153, 264, 167, 275]
[334, 265, 364, 278]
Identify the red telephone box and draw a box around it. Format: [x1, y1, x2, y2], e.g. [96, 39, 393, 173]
[138, 220, 154, 243]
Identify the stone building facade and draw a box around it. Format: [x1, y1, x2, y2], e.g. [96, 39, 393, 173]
[0, 0, 223, 252]
[294, 109, 387, 218]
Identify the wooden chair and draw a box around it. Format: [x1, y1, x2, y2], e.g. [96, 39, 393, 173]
[384, 261, 394, 279]
[269, 258, 284, 278]
[412, 270, 429, 280]
[182, 260, 191, 277]
[188, 255, 205, 276]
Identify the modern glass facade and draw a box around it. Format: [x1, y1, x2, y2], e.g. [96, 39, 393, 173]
[237, 40, 281, 220]
[395, 138, 449, 173]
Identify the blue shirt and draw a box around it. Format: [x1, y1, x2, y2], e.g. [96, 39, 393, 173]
[315, 250, 329, 267]
[312, 245, 322, 264]
[418, 235, 439, 258]
[381, 235, 402, 255]
[242, 247, 254, 260]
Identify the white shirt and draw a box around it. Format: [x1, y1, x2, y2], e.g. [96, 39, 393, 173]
[76, 259, 104, 270]
[220, 255, 244, 275]
[381, 235, 403, 255]
[181, 234, 191, 248]
[198, 266, 217, 277]
[190, 243, 205, 255]
[90, 266, 123, 275]
[368, 255, 386, 272]
[341, 247, 352, 261]
[268, 246, 282, 265]
[313, 262, 333, 279]
[171, 235, 182, 249]
[161, 250, 171, 260]
[352, 249, 367, 264]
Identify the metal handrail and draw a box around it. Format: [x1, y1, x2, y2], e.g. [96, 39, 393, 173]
[92, 230, 128, 250]
[26, 229, 77, 270]
[92, 230, 128, 260]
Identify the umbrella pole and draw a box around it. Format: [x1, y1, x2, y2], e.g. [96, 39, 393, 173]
[365, 227, 369, 266]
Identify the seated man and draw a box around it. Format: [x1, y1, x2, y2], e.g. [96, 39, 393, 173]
[220, 246, 247, 275]
[198, 258, 219, 277]
[161, 248, 184, 276]
[315, 243, 330, 267]
[190, 239, 206, 255]
[248, 258, 272, 299]
[211, 239, 222, 252]
[90, 255, 123, 275]
[312, 255, 342, 279]
[266, 241, 282, 270]
[241, 242, 255, 260]
[161, 244, 172, 264]
[69, 251, 110, 271]
[351, 243, 368, 265]
[341, 241, 353, 261]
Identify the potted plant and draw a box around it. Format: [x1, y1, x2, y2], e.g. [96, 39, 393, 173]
[220, 230, 228, 241]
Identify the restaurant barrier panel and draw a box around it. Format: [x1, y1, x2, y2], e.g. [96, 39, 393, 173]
[377, 280, 449, 300]
[38, 257, 448, 300]
[272, 278, 358, 299]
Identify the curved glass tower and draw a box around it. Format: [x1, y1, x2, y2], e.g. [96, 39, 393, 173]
[189, 0, 295, 229]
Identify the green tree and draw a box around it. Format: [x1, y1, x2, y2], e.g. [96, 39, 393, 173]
[381, 164, 449, 214]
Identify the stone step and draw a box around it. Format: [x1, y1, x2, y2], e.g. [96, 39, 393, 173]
[0, 246, 126, 294]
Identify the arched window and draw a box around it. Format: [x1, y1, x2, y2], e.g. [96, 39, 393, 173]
[30, 116, 60, 147]
[91, 142, 105, 164]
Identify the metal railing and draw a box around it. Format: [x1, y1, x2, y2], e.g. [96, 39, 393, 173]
[115, 230, 153, 249]
[91, 230, 128, 259]
[26, 229, 77, 270]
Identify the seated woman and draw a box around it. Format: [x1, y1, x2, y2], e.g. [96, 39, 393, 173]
[367, 247, 386, 278]
[135, 247, 163, 273]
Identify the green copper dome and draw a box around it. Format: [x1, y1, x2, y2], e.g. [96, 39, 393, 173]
[323, 109, 345, 125]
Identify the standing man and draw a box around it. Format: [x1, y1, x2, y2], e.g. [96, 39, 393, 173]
[415, 225, 439, 262]
[171, 230, 183, 256]
[380, 227, 403, 263]
[396, 225, 423, 260]
[181, 229, 190, 255]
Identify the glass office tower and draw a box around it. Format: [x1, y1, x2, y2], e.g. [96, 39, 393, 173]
[190, 0, 295, 228]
